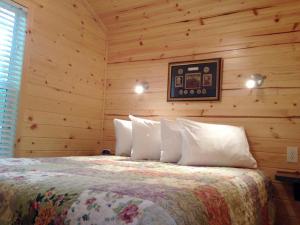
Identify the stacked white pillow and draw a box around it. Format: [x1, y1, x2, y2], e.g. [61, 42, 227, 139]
[177, 118, 257, 168]
[113, 119, 132, 156]
[129, 115, 161, 160]
[113, 116, 257, 169]
[160, 119, 182, 163]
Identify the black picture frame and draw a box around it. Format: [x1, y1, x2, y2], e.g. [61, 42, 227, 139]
[167, 58, 222, 101]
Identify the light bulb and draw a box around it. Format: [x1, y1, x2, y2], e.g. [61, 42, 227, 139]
[245, 79, 256, 89]
[134, 85, 144, 94]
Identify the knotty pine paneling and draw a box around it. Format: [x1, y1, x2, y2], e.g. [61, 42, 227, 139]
[87, 0, 300, 224]
[14, 0, 107, 157]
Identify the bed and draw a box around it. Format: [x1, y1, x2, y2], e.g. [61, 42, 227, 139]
[0, 155, 274, 225]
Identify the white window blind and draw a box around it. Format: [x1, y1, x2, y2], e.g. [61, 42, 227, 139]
[0, 0, 26, 157]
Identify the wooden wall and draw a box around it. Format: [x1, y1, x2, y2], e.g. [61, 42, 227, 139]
[89, 0, 300, 224]
[14, 0, 107, 157]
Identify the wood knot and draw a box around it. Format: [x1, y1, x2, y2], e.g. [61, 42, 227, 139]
[274, 15, 280, 23]
[252, 8, 258, 16]
[28, 116, 33, 121]
[272, 133, 279, 139]
[199, 18, 204, 25]
[293, 22, 299, 31]
[30, 124, 38, 130]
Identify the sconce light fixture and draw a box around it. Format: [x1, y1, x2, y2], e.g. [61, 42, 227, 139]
[245, 74, 266, 89]
[134, 81, 149, 94]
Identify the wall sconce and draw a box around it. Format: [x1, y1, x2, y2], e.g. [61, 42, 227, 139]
[245, 74, 266, 89]
[134, 81, 149, 94]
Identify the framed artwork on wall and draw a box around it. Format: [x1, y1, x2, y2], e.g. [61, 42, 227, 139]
[167, 58, 222, 101]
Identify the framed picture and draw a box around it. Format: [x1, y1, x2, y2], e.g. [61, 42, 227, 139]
[167, 58, 222, 101]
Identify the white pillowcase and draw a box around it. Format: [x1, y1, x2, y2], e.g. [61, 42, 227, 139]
[177, 118, 257, 168]
[129, 115, 161, 160]
[160, 119, 182, 163]
[113, 119, 132, 156]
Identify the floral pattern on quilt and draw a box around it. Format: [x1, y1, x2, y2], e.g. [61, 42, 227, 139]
[65, 190, 175, 225]
[0, 156, 274, 225]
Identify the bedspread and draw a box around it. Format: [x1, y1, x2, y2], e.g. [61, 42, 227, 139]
[0, 156, 274, 225]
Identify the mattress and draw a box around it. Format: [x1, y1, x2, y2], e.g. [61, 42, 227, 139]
[0, 156, 274, 225]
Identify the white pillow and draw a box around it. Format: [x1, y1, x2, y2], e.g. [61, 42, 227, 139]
[113, 119, 132, 156]
[177, 118, 257, 168]
[129, 115, 161, 160]
[160, 119, 182, 163]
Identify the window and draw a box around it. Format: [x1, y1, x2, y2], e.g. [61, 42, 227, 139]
[0, 0, 27, 157]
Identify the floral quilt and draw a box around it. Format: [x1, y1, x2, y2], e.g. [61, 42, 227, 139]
[0, 156, 274, 225]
